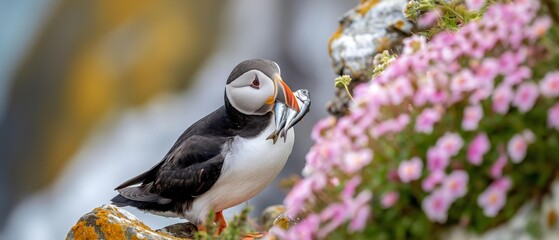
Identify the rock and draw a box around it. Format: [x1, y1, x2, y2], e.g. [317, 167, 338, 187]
[327, 0, 413, 116]
[261, 205, 286, 230]
[328, 0, 412, 78]
[156, 223, 198, 239]
[260, 205, 302, 231]
[67, 204, 196, 240]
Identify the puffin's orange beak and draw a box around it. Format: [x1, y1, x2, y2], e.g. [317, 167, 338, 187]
[273, 74, 300, 111]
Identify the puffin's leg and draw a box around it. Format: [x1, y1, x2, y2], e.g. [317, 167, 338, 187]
[243, 232, 264, 239]
[196, 224, 207, 233]
[214, 211, 227, 234]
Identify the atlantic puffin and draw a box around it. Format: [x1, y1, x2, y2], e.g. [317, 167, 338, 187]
[111, 59, 300, 232]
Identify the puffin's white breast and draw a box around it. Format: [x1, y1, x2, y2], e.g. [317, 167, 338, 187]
[185, 121, 294, 223]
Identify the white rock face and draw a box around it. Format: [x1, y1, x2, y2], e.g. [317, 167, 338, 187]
[328, 0, 413, 77]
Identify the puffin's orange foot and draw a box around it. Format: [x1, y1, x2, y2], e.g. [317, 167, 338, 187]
[214, 211, 227, 234]
[196, 224, 207, 233]
[242, 231, 264, 240]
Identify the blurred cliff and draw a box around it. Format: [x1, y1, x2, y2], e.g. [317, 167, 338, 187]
[0, 0, 357, 239]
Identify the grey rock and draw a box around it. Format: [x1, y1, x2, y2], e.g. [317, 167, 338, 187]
[66, 204, 194, 240]
[327, 0, 413, 116]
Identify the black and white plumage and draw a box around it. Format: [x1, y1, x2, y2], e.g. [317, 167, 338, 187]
[111, 59, 300, 226]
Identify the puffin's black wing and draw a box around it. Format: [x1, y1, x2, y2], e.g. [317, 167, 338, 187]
[152, 135, 227, 200]
[113, 134, 227, 204]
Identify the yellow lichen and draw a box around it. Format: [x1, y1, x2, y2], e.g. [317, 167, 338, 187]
[273, 217, 290, 230]
[95, 208, 126, 239]
[70, 220, 99, 240]
[110, 206, 151, 230]
[355, 0, 380, 16]
[327, 25, 344, 57]
[394, 20, 405, 30]
[375, 37, 392, 52]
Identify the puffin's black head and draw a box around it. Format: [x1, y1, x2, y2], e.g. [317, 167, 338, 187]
[225, 59, 299, 115]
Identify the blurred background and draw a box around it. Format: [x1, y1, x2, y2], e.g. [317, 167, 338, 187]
[0, 0, 358, 239]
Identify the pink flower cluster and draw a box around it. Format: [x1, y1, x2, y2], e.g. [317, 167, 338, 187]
[478, 177, 512, 217]
[422, 170, 470, 223]
[279, 0, 557, 237]
[280, 177, 372, 239]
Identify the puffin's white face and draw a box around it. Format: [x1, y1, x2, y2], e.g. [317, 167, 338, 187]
[225, 70, 277, 115]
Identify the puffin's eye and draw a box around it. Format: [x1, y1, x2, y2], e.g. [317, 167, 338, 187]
[250, 76, 260, 89]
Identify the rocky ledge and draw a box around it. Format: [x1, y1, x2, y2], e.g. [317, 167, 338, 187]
[67, 204, 298, 240]
[67, 204, 197, 240]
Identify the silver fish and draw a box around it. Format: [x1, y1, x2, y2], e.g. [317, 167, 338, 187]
[279, 105, 299, 142]
[284, 89, 311, 131]
[267, 89, 312, 144]
[280, 89, 311, 141]
[266, 101, 288, 144]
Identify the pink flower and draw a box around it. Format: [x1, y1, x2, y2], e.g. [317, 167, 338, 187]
[276, 214, 320, 240]
[341, 176, 361, 200]
[466, 0, 486, 11]
[389, 77, 414, 105]
[492, 176, 513, 192]
[540, 71, 559, 98]
[436, 132, 464, 157]
[381, 191, 400, 209]
[470, 80, 494, 105]
[317, 177, 371, 237]
[467, 133, 491, 165]
[396, 114, 411, 131]
[504, 66, 531, 86]
[318, 203, 347, 238]
[422, 190, 452, 223]
[415, 107, 442, 134]
[507, 131, 533, 163]
[418, 9, 441, 28]
[341, 179, 372, 233]
[492, 84, 513, 114]
[342, 149, 373, 173]
[528, 17, 551, 40]
[477, 186, 506, 217]
[442, 170, 469, 199]
[475, 58, 499, 82]
[413, 86, 435, 106]
[548, 103, 559, 130]
[427, 147, 450, 171]
[347, 191, 372, 232]
[490, 152, 507, 178]
[498, 52, 520, 74]
[398, 157, 423, 183]
[403, 35, 427, 55]
[311, 117, 336, 142]
[422, 170, 445, 192]
[512, 82, 539, 113]
[349, 203, 370, 232]
[450, 69, 477, 93]
[462, 104, 484, 130]
[478, 177, 512, 217]
[285, 179, 314, 216]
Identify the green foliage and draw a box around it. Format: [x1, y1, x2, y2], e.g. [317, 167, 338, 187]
[335, 75, 355, 100]
[194, 207, 256, 240]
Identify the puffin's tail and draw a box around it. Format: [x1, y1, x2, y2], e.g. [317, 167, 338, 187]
[111, 194, 175, 213]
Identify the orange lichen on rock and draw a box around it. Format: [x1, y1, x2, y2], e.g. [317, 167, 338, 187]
[94, 208, 126, 239]
[69, 220, 99, 240]
[394, 19, 406, 30]
[327, 26, 344, 57]
[68, 205, 193, 240]
[355, 0, 379, 16]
